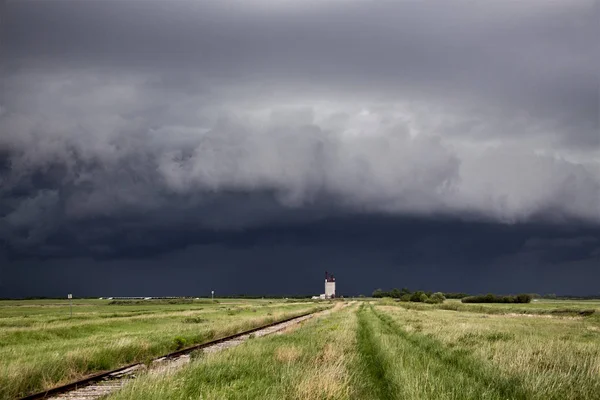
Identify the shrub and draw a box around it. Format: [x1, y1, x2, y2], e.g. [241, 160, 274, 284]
[461, 293, 532, 304]
[515, 294, 533, 303]
[426, 292, 446, 304]
[410, 291, 426, 302]
[374, 288, 448, 303]
[443, 292, 470, 299]
[373, 288, 412, 298]
[433, 292, 446, 301]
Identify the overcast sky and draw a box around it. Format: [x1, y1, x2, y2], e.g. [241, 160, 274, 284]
[1, 0, 598, 297]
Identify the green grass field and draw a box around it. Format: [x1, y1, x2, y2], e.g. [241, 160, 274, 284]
[109, 299, 599, 400]
[394, 298, 600, 317]
[0, 298, 326, 399]
[2, 298, 599, 400]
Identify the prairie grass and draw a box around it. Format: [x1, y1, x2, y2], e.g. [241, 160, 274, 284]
[373, 304, 600, 399]
[4, 299, 599, 400]
[0, 299, 325, 399]
[109, 301, 599, 399]
[360, 305, 530, 399]
[393, 298, 600, 317]
[108, 305, 359, 400]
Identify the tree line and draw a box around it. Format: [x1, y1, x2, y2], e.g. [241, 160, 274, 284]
[372, 288, 534, 304]
[461, 293, 532, 303]
[372, 288, 448, 304]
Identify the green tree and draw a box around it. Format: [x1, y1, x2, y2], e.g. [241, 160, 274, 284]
[410, 291, 425, 302]
[427, 292, 446, 304]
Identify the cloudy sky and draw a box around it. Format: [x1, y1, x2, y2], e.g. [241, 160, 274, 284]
[0, 0, 598, 297]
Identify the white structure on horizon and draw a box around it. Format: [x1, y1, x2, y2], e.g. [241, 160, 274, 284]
[324, 271, 336, 299]
[311, 272, 337, 299]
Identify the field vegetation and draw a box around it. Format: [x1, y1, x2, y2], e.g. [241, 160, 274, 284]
[0, 298, 326, 399]
[110, 303, 357, 400]
[372, 288, 446, 303]
[461, 293, 532, 303]
[397, 298, 599, 317]
[3, 298, 600, 399]
[107, 299, 599, 400]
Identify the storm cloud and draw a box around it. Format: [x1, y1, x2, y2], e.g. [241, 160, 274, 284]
[0, 0, 598, 296]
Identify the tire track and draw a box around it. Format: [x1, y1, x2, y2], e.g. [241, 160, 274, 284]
[355, 304, 398, 400]
[371, 306, 529, 400]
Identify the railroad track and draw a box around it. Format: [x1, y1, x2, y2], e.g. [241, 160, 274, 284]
[18, 308, 328, 400]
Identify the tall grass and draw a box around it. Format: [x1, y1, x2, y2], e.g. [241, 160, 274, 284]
[376, 304, 600, 399]
[4, 299, 599, 399]
[369, 305, 529, 399]
[108, 305, 358, 400]
[0, 300, 323, 399]
[352, 304, 527, 399]
[110, 302, 600, 399]
[393, 298, 598, 318]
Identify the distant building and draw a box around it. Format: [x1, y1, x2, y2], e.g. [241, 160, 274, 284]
[325, 271, 336, 299]
[312, 271, 337, 299]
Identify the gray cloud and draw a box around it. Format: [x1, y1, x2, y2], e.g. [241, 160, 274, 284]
[0, 0, 599, 259]
[3, 0, 597, 140]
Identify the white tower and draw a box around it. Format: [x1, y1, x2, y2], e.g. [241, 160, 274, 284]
[324, 271, 336, 298]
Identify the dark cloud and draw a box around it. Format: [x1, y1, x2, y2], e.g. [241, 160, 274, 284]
[2, 216, 599, 297]
[0, 0, 598, 297]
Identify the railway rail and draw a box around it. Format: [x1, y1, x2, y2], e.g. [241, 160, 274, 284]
[18, 308, 327, 400]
